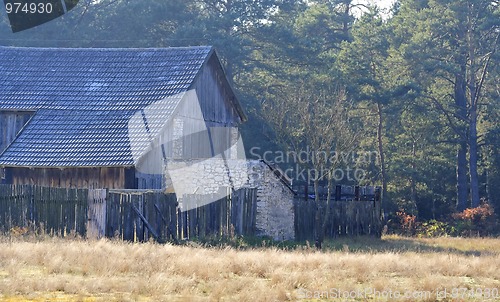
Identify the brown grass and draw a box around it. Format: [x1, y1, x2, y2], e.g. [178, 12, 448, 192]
[0, 235, 499, 301]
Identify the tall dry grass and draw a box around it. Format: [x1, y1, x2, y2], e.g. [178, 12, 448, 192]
[0, 236, 499, 301]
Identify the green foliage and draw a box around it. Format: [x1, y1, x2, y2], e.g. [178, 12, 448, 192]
[418, 220, 456, 238]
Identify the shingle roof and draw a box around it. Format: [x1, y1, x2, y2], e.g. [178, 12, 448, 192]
[0, 46, 212, 167]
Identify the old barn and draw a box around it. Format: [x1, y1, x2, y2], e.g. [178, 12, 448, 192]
[0, 46, 383, 241]
[0, 46, 246, 189]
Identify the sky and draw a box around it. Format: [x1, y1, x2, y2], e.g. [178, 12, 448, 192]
[352, 0, 396, 18]
[375, 0, 396, 10]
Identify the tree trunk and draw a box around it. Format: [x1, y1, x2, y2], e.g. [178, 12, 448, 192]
[466, 21, 482, 208]
[469, 107, 480, 208]
[376, 102, 387, 212]
[322, 172, 333, 238]
[456, 143, 468, 211]
[454, 72, 468, 211]
[486, 168, 492, 204]
[314, 178, 322, 249]
[410, 140, 417, 207]
[342, 2, 351, 41]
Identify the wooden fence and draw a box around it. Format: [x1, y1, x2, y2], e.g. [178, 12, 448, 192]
[0, 184, 88, 237]
[105, 189, 178, 241]
[0, 184, 381, 242]
[294, 185, 382, 240]
[179, 188, 258, 239]
[0, 184, 258, 242]
[294, 184, 381, 202]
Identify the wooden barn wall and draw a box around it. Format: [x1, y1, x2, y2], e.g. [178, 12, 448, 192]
[134, 54, 244, 188]
[192, 55, 242, 126]
[176, 55, 241, 160]
[134, 126, 170, 167]
[6, 167, 134, 189]
[134, 118, 174, 189]
[0, 111, 33, 154]
[176, 96, 214, 160]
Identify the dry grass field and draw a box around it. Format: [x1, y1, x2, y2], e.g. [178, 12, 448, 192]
[0, 235, 499, 301]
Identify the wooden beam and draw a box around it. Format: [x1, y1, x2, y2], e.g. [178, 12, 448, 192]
[131, 203, 159, 240]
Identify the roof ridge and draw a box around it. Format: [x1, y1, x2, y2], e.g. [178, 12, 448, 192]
[0, 45, 213, 51]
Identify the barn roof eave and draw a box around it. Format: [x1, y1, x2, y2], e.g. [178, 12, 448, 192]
[0, 164, 136, 169]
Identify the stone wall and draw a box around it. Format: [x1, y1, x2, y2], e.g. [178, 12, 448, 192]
[164, 159, 295, 240]
[249, 161, 295, 241]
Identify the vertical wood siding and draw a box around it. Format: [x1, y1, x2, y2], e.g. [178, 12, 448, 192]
[136, 55, 245, 188]
[8, 167, 131, 189]
[173, 56, 242, 160]
[192, 55, 242, 126]
[0, 111, 33, 154]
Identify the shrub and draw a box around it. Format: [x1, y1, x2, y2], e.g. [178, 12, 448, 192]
[452, 201, 498, 236]
[387, 210, 419, 236]
[417, 219, 456, 238]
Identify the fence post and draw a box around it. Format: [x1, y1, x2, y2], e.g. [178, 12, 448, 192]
[374, 187, 382, 237]
[335, 185, 341, 201]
